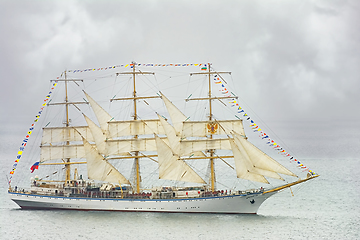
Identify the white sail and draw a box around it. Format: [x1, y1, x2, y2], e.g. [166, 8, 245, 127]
[158, 114, 206, 157]
[40, 144, 86, 161]
[230, 137, 284, 181]
[157, 114, 180, 154]
[229, 138, 269, 183]
[179, 138, 231, 156]
[232, 132, 297, 177]
[181, 120, 245, 138]
[155, 135, 206, 184]
[83, 91, 113, 134]
[82, 137, 129, 184]
[106, 137, 169, 155]
[107, 119, 165, 138]
[41, 126, 93, 144]
[160, 92, 187, 135]
[83, 114, 107, 155]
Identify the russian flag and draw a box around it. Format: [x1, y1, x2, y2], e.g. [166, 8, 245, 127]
[30, 162, 40, 173]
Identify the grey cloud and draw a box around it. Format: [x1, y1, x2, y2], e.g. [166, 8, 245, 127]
[1, 0, 359, 130]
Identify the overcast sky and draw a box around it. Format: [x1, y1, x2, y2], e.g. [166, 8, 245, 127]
[1, 0, 359, 132]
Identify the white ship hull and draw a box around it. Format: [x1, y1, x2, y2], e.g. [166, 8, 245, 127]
[9, 191, 277, 214]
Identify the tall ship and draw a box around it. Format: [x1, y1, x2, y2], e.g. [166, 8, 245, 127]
[8, 62, 318, 214]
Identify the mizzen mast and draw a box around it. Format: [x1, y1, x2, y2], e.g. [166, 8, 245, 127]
[49, 72, 85, 182]
[189, 63, 232, 191]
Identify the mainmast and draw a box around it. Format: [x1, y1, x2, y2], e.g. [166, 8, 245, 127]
[114, 62, 158, 193]
[189, 63, 232, 192]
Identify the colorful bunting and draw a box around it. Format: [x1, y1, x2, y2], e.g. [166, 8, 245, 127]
[68, 63, 209, 73]
[212, 75, 316, 176]
[8, 81, 58, 185]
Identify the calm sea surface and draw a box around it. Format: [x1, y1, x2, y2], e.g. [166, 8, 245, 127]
[0, 120, 359, 240]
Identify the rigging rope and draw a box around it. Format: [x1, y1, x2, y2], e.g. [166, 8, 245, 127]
[8, 81, 58, 186]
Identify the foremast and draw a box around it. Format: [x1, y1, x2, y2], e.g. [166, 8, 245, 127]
[189, 64, 232, 191]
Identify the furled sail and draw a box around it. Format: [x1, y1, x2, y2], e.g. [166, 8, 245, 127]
[83, 91, 112, 134]
[155, 135, 205, 184]
[82, 137, 129, 184]
[107, 119, 165, 138]
[181, 120, 245, 138]
[160, 92, 187, 135]
[41, 126, 93, 144]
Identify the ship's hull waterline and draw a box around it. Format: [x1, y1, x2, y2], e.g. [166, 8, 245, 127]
[9, 191, 277, 214]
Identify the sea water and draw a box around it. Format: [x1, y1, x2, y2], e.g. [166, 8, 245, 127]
[0, 120, 359, 240]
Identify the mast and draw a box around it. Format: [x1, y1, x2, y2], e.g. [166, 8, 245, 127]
[48, 73, 85, 183]
[189, 63, 232, 192]
[207, 65, 216, 192]
[132, 63, 140, 194]
[64, 71, 71, 182]
[114, 62, 158, 193]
